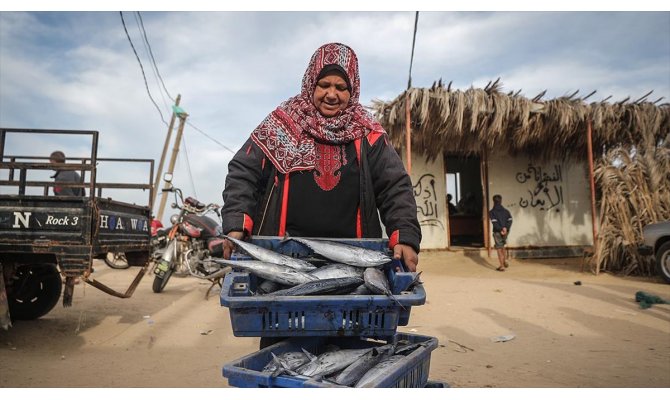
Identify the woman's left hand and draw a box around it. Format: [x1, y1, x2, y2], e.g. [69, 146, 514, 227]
[393, 244, 418, 272]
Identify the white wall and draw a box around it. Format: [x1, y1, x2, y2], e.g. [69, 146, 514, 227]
[487, 151, 594, 247]
[404, 152, 448, 250]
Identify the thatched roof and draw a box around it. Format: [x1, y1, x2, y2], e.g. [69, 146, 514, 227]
[372, 79, 670, 161]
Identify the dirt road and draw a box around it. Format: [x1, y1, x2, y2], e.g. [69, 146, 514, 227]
[1, 251, 669, 388]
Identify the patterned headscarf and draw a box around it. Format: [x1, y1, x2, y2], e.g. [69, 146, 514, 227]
[250, 43, 384, 174]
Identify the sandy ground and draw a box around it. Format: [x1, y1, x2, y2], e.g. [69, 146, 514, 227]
[0, 251, 669, 388]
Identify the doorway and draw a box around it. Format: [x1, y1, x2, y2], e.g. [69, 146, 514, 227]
[445, 154, 485, 247]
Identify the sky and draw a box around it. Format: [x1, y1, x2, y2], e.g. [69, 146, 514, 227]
[1, 4, 669, 224]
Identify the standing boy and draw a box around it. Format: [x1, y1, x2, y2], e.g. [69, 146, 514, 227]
[489, 194, 512, 271]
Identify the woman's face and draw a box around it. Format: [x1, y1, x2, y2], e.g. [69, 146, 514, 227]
[312, 72, 351, 117]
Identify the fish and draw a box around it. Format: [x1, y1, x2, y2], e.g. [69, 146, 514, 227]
[225, 235, 316, 271]
[354, 354, 406, 388]
[309, 263, 365, 280]
[394, 342, 427, 356]
[211, 259, 318, 286]
[364, 268, 405, 310]
[333, 344, 395, 386]
[349, 284, 372, 295]
[262, 350, 312, 378]
[295, 348, 373, 378]
[268, 277, 364, 297]
[287, 237, 392, 267]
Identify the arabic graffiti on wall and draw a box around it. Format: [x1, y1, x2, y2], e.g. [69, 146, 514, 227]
[413, 173, 445, 230]
[515, 163, 564, 212]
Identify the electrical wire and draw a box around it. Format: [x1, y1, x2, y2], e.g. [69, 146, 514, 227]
[133, 12, 170, 114]
[119, 11, 168, 126]
[186, 121, 237, 155]
[181, 132, 198, 197]
[136, 12, 176, 102]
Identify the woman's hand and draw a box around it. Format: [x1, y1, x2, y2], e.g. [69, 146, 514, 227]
[393, 244, 419, 272]
[223, 231, 245, 259]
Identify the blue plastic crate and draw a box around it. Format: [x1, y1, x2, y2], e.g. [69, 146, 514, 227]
[222, 332, 438, 388]
[220, 236, 426, 337]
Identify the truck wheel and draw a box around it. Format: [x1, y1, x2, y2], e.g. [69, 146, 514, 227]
[152, 268, 174, 293]
[8, 264, 62, 320]
[655, 241, 670, 284]
[104, 252, 130, 269]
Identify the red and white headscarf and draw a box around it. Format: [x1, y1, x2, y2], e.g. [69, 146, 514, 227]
[251, 43, 384, 174]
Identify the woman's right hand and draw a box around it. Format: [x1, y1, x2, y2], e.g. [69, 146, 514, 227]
[223, 231, 245, 259]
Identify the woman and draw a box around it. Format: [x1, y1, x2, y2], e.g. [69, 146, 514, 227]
[221, 43, 420, 271]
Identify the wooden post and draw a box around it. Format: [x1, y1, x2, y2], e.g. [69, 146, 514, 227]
[152, 94, 181, 210]
[444, 155, 451, 249]
[156, 110, 188, 222]
[405, 92, 412, 174]
[482, 149, 491, 258]
[586, 119, 599, 274]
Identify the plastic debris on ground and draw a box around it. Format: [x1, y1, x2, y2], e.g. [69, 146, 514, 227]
[490, 334, 515, 343]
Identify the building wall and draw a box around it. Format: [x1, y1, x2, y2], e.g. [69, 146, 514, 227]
[487, 151, 594, 247]
[404, 152, 448, 249]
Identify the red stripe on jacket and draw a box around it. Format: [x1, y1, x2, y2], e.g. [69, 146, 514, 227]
[367, 131, 383, 147]
[356, 207, 362, 238]
[389, 230, 400, 249]
[243, 214, 254, 235]
[278, 174, 290, 236]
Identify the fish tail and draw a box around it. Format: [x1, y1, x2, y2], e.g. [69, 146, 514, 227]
[389, 293, 406, 311]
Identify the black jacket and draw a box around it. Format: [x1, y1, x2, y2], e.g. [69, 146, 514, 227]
[489, 204, 512, 233]
[221, 132, 421, 253]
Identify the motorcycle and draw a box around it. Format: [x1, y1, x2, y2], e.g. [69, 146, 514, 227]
[152, 176, 228, 294]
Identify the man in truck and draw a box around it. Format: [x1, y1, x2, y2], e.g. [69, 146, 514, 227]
[49, 150, 85, 196]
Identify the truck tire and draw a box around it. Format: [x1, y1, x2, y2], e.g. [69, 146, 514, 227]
[655, 241, 670, 284]
[104, 252, 130, 269]
[152, 267, 174, 293]
[8, 264, 62, 320]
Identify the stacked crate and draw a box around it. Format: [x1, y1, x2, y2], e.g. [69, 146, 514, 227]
[219, 237, 441, 388]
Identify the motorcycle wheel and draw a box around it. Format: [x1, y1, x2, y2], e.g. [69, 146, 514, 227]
[8, 264, 62, 320]
[152, 265, 174, 293]
[104, 252, 130, 269]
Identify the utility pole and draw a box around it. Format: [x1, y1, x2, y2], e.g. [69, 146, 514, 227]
[156, 106, 188, 222]
[152, 94, 181, 210]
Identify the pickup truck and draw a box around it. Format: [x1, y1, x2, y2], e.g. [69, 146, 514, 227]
[0, 128, 154, 329]
[639, 220, 670, 284]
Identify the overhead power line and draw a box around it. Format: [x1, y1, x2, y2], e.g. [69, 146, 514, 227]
[186, 121, 237, 155]
[136, 11, 175, 103]
[133, 12, 170, 113]
[119, 11, 168, 126]
[180, 132, 198, 197]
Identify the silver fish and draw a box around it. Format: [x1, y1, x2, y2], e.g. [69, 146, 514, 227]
[333, 344, 395, 386]
[288, 237, 391, 267]
[295, 348, 372, 377]
[349, 284, 372, 295]
[363, 268, 392, 295]
[268, 277, 364, 297]
[225, 235, 316, 271]
[262, 350, 312, 377]
[364, 268, 405, 309]
[211, 259, 317, 286]
[394, 342, 428, 356]
[309, 263, 365, 280]
[354, 354, 406, 388]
